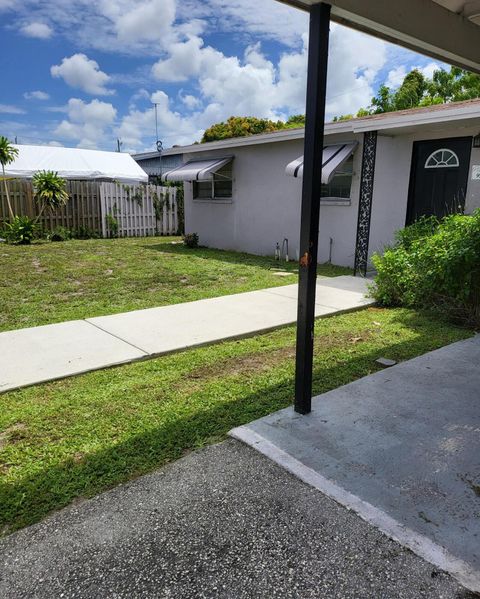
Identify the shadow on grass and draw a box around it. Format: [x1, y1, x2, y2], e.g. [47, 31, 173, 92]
[0, 309, 469, 535]
[142, 242, 351, 277]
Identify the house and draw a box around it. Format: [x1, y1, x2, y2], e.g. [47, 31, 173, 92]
[131, 149, 183, 181]
[162, 99, 480, 272]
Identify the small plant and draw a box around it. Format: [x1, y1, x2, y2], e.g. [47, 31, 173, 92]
[106, 212, 119, 238]
[48, 226, 73, 242]
[131, 189, 144, 206]
[72, 225, 99, 240]
[32, 171, 69, 223]
[4, 215, 36, 244]
[183, 232, 199, 248]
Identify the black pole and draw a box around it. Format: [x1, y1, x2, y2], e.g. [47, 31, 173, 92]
[294, 2, 331, 415]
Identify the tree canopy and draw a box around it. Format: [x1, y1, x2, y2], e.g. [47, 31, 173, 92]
[201, 114, 305, 143]
[334, 66, 480, 121]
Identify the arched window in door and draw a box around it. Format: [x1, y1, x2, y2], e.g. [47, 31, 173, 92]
[424, 148, 460, 169]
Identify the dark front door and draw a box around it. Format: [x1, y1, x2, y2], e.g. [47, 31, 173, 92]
[406, 137, 472, 225]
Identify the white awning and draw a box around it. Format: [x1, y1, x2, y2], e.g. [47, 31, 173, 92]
[285, 142, 358, 183]
[5, 144, 148, 184]
[163, 157, 232, 182]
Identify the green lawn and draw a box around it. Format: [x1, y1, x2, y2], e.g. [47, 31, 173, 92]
[0, 237, 349, 332]
[0, 306, 472, 535]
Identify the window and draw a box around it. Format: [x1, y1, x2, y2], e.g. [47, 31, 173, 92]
[320, 156, 353, 199]
[425, 148, 460, 169]
[193, 162, 233, 200]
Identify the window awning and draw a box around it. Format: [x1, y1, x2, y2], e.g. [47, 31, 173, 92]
[163, 157, 232, 182]
[285, 142, 358, 183]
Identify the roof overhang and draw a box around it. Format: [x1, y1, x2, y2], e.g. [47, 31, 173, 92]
[277, 0, 480, 73]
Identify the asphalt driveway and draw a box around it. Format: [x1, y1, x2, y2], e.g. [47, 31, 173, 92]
[0, 440, 474, 599]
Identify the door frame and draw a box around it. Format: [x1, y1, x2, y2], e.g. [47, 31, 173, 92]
[405, 135, 472, 226]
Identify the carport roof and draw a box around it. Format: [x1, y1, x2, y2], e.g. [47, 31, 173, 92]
[276, 0, 480, 73]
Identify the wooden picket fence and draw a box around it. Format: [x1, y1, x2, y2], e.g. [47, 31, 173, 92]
[0, 180, 177, 237]
[100, 182, 177, 237]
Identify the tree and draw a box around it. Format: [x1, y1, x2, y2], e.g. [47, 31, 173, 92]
[392, 69, 428, 110]
[201, 116, 285, 143]
[364, 66, 480, 116]
[0, 136, 19, 220]
[32, 170, 69, 223]
[285, 114, 305, 127]
[424, 66, 480, 104]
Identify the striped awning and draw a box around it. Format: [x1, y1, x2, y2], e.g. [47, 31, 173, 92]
[163, 157, 232, 182]
[285, 142, 358, 183]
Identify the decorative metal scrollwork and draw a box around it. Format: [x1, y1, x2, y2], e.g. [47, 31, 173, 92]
[354, 131, 377, 277]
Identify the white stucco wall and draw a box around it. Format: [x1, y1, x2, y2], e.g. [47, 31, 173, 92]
[184, 124, 480, 268]
[184, 133, 362, 267]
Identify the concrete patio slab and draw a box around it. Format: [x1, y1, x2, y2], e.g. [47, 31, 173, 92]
[231, 336, 480, 593]
[1, 276, 374, 392]
[0, 320, 147, 393]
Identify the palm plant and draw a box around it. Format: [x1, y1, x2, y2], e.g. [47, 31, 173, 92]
[32, 170, 69, 223]
[0, 136, 19, 220]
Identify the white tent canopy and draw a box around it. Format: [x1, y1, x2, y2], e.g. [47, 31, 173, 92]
[5, 144, 148, 184]
[286, 142, 357, 182]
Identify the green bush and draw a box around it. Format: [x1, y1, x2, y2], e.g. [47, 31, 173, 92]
[48, 226, 73, 242]
[72, 225, 99, 240]
[3, 216, 36, 245]
[183, 232, 199, 248]
[371, 210, 480, 325]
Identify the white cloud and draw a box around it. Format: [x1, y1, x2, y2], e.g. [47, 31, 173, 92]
[54, 98, 117, 149]
[0, 104, 26, 114]
[114, 0, 176, 42]
[418, 61, 441, 80]
[326, 24, 387, 117]
[385, 66, 407, 89]
[20, 21, 52, 39]
[23, 90, 50, 100]
[180, 93, 201, 110]
[152, 35, 206, 82]
[51, 54, 114, 96]
[385, 61, 442, 89]
[148, 25, 387, 138]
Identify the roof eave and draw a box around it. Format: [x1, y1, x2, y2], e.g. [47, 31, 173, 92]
[277, 0, 480, 74]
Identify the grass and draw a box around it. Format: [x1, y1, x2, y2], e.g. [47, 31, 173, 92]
[0, 237, 349, 332]
[0, 306, 473, 535]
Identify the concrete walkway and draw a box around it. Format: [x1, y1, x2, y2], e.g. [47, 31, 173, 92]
[0, 275, 372, 393]
[231, 336, 480, 593]
[0, 440, 470, 598]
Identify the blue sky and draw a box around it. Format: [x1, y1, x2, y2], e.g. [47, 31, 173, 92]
[0, 0, 445, 153]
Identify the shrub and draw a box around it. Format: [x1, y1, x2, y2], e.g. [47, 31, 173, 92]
[48, 226, 73, 242]
[71, 225, 99, 240]
[183, 232, 199, 248]
[3, 216, 36, 245]
[371, 210, 480, 326]
[105, 213, 119, 238]
[32, 171, 69, 223]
